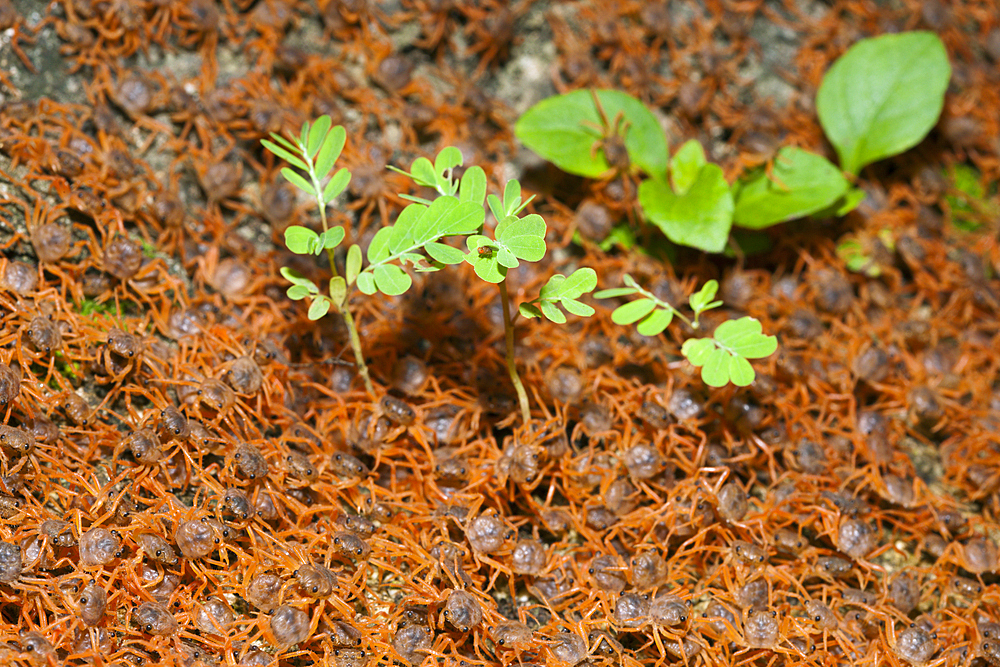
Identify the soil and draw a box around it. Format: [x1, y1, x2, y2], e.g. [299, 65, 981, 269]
[1, 0, 1000, 666]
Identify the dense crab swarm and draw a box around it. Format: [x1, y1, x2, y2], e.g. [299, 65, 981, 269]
[1, 0, 1000, 666]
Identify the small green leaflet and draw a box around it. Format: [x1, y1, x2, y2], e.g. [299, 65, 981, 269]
[681, 317, 777, 387]
[520, 268, 597, 323]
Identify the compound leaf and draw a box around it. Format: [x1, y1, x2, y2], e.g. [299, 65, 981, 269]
[497, 214, 546, 262]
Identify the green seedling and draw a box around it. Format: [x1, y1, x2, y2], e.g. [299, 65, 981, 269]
[596, 277, 775, 387]
[516, 32, 950, 255]
[268, 125, 596, 420]
[391, 154, 597, 423]
[681, 318, 777, 388]
[262, 116, 375, 395]
[817, 31, 950, 177]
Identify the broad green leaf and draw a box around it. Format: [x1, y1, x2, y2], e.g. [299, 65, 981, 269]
[318, 226, 346, 252]
[502, 180, 521, 217]
[307, 115, 332, 158]
[280, 167, 315, 197]
[519, 303, 543, 319]
[374, 264, 412, 296]
[817, 31, 950, 175]
[515, 89, 669, 179]
[410, 157, 437, 188]
[356, 271, 376, 295]
[389, 203, 425, 254]
[497, 214, 546, 262]
[689, 280, 719, 313]
[322, 168, 351, 202]
[459, 166, 487, 205]
[714, 317, 777, 359]
[611, 298, 657, 325]
[367, 227, 392, 263]
[279, 267, 318, 291]
[346, 244, 362, 285]
[286, 284, 310, 301]
[733, 147, 849, 229]
[636, 309, 673, 336]
[594, 286, 638, 299]
[308, 296, 331, 320]
[329, 277, 347, 308]
[562, 299, 595, 317]
[539, 300, 565, 323]
[315, 124, 346, 177]
[425, 242, 465, 265]
[285, 226, 318, 254]
[639, 167, 733, 254]
[261, 140, 310, 172]
[670, 140, 707, 195]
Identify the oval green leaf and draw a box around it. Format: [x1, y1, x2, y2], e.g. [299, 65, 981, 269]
[284, 226, 318, 254]
[733, 147, 849, 229]
[425, 242, 465, 265]
[307, 296, 331, 321]
[515, 89, 668, 179]
[373, 264, 412, 296]
[346, 244, 362, 285]
[636, 309, 673, 336]
[611, 298, 657, 325]
[816, 31, 950, 176]
[356, 271, 376, 295]
[638, 167, 733, 254]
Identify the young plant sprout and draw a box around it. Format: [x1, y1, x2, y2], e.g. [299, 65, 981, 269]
[390, 151, 598, 424]
[266, 123, 596, 420]
[595, 277, 776, 387]
[261, 117, 374, 395]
